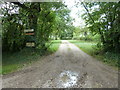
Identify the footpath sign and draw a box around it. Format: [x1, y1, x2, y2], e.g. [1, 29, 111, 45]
[24, 29, 35, 47]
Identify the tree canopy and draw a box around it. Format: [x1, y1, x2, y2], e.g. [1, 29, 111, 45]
[1, 2, 73, 52]
[81, 2, 120, 53]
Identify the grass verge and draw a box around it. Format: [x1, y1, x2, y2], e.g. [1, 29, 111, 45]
[69, 40, 96, 55]
[69, 40, 119, 68]
[2, 40, 61, 75]
[48, 40, 61, 53]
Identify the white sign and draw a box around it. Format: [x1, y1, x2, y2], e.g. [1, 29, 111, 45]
[24, 29, 34, 33]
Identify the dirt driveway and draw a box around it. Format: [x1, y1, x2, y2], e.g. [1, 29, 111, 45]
[2, 40, 118, 88]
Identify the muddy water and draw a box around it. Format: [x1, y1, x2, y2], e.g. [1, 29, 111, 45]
[57, 71, 79, 88]
[43, 70, 79, 88]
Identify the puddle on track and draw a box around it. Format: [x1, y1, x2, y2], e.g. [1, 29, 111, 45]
[42, 70, 79, 88]
[57, 71, 79, 88]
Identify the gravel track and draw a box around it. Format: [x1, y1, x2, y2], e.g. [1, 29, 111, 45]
[2, 40, 118, 88]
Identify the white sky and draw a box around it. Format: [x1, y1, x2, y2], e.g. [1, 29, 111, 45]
[64, 0, 86, 27]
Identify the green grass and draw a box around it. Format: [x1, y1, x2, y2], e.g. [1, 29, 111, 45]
[2, 48, 41, 74]
[48, 40, 61, 53]
[2, 40, 61, 75]
[69, 40, 119, 68]
[69, 40, 97, 55]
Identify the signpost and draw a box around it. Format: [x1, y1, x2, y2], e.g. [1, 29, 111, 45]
[24, 29, 35, 47]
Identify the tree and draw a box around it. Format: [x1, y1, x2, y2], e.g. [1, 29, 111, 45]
[52, 6, 74, 40]
[2, 2, 72, 52]
[81, 2, 120, 53]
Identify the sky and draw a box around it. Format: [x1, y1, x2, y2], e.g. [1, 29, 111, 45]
[64, 0, 86, 27]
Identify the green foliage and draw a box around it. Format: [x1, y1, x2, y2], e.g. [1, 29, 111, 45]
[100, 52, 120, 67]
[81, 2, 120, 53]
[51, 6, 74, 40]
[73, 27, 100, 41]
[36, 3, 57, 48]
[2, 14, 25, 52]
[1, 2, 69, 52]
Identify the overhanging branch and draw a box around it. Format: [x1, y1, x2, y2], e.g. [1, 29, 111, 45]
[81, 2, 105, 43]
[11, 2, 30, 11]
[81, 2, 95, 24]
